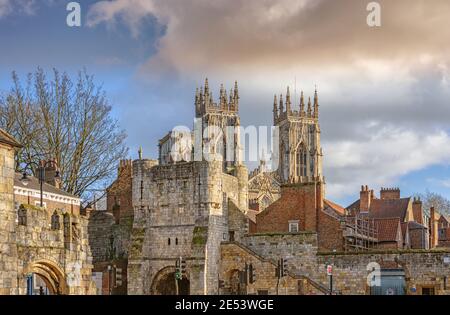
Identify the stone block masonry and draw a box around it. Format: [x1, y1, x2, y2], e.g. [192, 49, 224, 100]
[0, 143, 19, 295]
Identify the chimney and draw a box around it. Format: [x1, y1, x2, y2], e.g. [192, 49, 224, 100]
[412, 197, 424, 224]
[380, 187, 400, 200]
[360, 185, 373, 213]
[42, 160, 61, 189]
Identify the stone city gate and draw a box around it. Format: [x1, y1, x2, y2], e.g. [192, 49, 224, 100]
[150, 266, 190, 295]
[22, 259, 68, 295]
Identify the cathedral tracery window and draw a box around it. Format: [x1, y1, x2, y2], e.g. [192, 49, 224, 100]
[296, 146, 307, 177]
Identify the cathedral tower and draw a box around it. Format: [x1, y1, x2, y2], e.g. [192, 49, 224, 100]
[274, 86, 323, 184]
[194, 78, 242, 172]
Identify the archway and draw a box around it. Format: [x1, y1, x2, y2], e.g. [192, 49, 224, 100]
[24, 260, 67, 295]
[151, 266, 190, 295]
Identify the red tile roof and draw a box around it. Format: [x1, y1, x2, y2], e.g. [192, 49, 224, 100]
[375, 217, 401, 242]
[324, 199, 346, 216]
[347, 197, 411, 221]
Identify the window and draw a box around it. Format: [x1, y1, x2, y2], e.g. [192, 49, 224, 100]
[289, 221, 299, 233]
[175, 238, 178, 245]
[168, 238, 171, 246]
[51, 212, 61, 230]
[296, 147, 307, 177]
[18, 207, 27, 226]
[422, 287, 435, 295]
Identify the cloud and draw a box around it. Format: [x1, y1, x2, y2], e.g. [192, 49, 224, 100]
[0, 0, 12, 17]
[87, 0, 450, 202]
[324, 127, 450, 199]
[427, 178, 450, 189]
[0, 0, 38, 18]
[86, 0, 450, 75]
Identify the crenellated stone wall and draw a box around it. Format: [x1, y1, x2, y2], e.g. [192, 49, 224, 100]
[128, 159, 248, 295]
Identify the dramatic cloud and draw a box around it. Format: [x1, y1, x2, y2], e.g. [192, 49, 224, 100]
[87, 0, 450, 202]
[324, 128, 450, 198]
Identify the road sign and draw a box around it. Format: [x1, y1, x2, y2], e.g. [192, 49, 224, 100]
[327, 265, 333, 276]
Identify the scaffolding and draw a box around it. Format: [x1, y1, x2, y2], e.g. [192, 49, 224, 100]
[342, 215, 379, 252]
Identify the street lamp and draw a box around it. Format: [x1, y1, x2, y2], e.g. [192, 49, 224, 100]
[20, 160, 60, 207]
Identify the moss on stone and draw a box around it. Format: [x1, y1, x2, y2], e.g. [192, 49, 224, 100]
[249, 231, 316, 237]
[192, 226, 208, 245]
[318, 248, 450, 256]
[19, 204, 43, 211]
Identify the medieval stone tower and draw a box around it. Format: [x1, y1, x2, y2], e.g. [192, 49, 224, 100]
[274, 87, 323, 185]
[128, 80, 248, 295]
[194, 78, 242, 172]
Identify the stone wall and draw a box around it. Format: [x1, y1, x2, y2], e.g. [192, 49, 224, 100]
[219, 231, 450, 295]
[317, 250, 450, 295]
[15, 204, 95, 295]
[220, 242, 326, 295]
[87, 210, 133, 294]
[128, 159, 248, 295]
[0, 143, 19, 294]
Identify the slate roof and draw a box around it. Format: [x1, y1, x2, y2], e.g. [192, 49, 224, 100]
[14, 172, 78, 199]
[408, 221, 427, 230]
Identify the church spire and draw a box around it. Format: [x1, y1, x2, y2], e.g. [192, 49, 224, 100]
[233, 81, 239, 111]
[273, 94, 278, 122]
[300, 91, 305, 116]
[220, 84, 226, 109]
[279, 94, 284, 114]
[286, 86, 291, 115]
[307, 96, 312, 117]
[229, 89, 234, 110]
[313, 86, 319, 118]
[204, 78, 209, 94]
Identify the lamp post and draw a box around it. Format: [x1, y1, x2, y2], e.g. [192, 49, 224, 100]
[20, 160, 60, 207]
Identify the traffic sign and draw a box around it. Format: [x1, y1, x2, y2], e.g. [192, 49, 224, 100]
[327, 265, 333, 276]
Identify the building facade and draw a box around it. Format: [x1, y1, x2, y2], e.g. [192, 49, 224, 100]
[86, 81, 450, 295]
[0, 129, 95, 295]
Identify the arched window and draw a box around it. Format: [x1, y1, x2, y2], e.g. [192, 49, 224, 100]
[51, 211, 61, 230]
[282, 141, 289, 180]
[296, 146, 307, 177]
[18, 206, 27, 226]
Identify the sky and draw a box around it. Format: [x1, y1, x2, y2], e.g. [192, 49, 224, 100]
[1, 0, 450, 206]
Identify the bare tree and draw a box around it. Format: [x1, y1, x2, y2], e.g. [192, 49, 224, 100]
[417, 190, 450, 216]
[0, 68, 128, 199]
